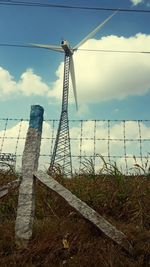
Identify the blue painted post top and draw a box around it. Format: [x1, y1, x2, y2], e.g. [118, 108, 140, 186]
[29, 105, 44, 132]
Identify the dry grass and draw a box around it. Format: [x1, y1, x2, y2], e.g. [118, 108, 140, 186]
[0, 171, 150, 267]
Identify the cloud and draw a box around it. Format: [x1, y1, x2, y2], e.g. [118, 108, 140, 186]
[48, 33, 150, 106]
[0, 67, 49, 99]
[130, 0, 150, 6]
[18, 69, 49, 96]
[0, 33, 150, 107]
[130, 0, 143, 5]
[0, 67, 16, 98]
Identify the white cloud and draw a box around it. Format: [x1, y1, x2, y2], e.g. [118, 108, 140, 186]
[0, 67, 16, 98]
[130, 0, 150, 6]
[48, 33, 150, 106]
[130, 0, 143, 5]
[18, 69, 49, 96]
[0, 67, 49, 99]
[0, 33, 150, 107]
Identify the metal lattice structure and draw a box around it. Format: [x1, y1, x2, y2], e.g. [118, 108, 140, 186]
[49, 54, 72, 176]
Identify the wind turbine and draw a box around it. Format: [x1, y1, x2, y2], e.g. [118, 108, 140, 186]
[31, 11, 117, 177]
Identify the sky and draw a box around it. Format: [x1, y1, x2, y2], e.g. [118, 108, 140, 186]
[0, 0, 150, 172]
[0, 0, 150, 120]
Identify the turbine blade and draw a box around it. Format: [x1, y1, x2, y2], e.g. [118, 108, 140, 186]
[30, 43, 63, 52]
[73, 11, 118, 50]
[70, 56, 78, 110]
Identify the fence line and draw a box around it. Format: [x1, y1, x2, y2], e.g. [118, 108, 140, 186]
[0, 118, 150, 174]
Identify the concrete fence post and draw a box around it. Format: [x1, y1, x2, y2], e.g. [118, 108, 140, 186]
[15, 105, 44, 247]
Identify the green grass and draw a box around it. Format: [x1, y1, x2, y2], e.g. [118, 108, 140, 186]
[0, 169, 150, 267]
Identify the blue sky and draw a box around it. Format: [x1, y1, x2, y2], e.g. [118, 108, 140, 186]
[0, 0, 150, 120]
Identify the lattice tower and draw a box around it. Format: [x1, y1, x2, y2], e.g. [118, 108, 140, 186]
[49, 52, 72, 177]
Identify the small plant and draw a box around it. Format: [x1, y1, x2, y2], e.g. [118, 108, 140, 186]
[80, 157, 96, 178]
[131, 155, 150, 176]
[80, 154, 125, 184]
[0, 162, 15, 180]
[97, 154, 125, 185]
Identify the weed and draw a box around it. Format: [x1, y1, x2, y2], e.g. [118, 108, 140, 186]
[79, 157, 95, 178]
[131, 155, 150, 176]
[96, 154, 125, 186]
[0, 170, 150, 266]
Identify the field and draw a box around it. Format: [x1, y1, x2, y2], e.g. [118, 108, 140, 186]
[0, 169, 150, 267]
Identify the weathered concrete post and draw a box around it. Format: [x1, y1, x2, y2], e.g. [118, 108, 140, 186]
[15, 105, 44, 247]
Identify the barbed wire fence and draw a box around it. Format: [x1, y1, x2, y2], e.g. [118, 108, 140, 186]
[0, 118, 150, 175]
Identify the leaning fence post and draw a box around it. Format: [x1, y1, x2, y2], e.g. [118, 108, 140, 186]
[15, 105, 44, 247]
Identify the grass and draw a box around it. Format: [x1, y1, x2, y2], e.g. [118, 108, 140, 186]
[0, 167, 150, 267]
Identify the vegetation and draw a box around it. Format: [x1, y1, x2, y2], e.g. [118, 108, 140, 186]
[0, 164, 150, 267]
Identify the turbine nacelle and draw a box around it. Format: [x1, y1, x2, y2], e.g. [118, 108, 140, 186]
[61, 40, 73, 55]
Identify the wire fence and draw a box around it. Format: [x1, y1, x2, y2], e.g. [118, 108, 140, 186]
[0, 118, 150, 174]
